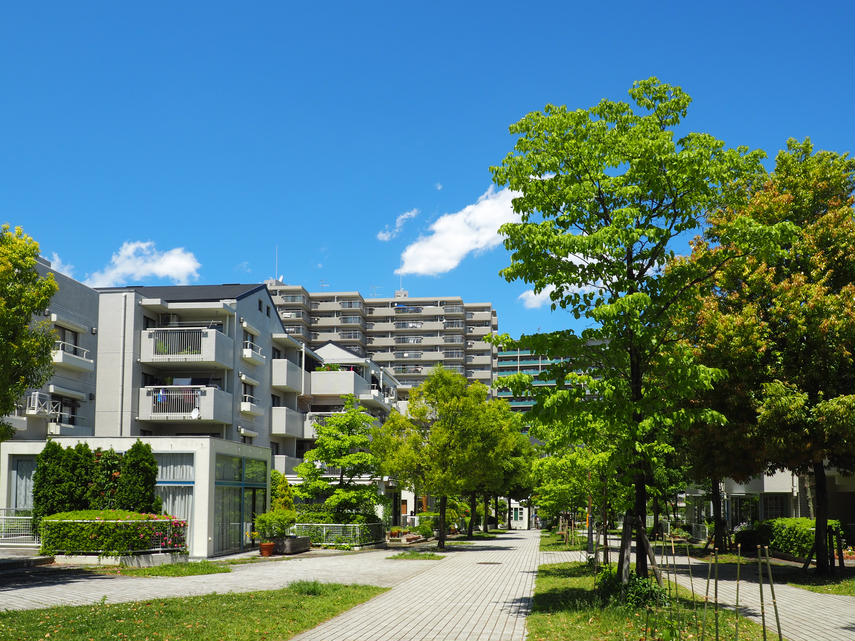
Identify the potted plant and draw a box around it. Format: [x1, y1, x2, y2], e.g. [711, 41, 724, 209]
[255, 509, 297, 555]
[252, 531, 275, 557]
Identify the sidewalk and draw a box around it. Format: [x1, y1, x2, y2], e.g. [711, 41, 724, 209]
[1, 530, 852, 641]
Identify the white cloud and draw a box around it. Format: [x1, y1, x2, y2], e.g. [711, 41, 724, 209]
[50, 252, 74, 278]
[435, 182, 443, 191]
[377, 208, 420, 242]
[85, 241, 201, 287]
[518, 285, 556, 309]
[395, 186, 518, 276]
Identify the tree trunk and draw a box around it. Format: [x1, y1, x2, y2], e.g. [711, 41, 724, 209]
[507, 497, 512, 530]
[813, 462, 830, 575]
[711, 478, 726, 552]
[482, 494, 489, 532]
[438, 494, 447, 551]
[467, 492, 477, 537]
[652, 496, 661, 540]
[494, 495, 500, 528]
[634, 473, 648, 577]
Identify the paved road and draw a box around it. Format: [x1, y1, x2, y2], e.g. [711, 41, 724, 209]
[1, 531, 852, 641]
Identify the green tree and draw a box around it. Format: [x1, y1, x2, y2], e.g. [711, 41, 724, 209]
[115, 440, 159, 513]
[491, 78, 768, 576]
[686, 139, 855, 573]
[31, 440, 72, 531]
[0, 225, 58, 441]
[271, 469, 295, 511]
[295, 395, 382, 518]
[87, 448, 124, 510]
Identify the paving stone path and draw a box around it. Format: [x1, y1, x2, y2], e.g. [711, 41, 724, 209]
[1, 530, 852, 641]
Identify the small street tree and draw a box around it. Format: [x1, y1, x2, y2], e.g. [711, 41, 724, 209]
[0, 225, 57, 442]
[295, 395, 383, 518]
[491, 78, 769, 576]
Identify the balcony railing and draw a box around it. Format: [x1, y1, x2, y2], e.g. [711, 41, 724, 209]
[138, 386, 232, 423]
[444, 320, 465, 329]
[241, 340, 265, 365]
[141, 327, 234, 368]
[394, 306, 423, 314]
[54, 341, 89, 359]
[396, 336, 423, 344]
[25, 392, 52, 416]
[395, 321, 423, 329]
[443, 335, 463, 343]
[443, 305, 464, 314]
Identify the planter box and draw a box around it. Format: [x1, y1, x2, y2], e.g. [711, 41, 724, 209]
[281, 536, 310, 555]
[54, 552, 188, 567]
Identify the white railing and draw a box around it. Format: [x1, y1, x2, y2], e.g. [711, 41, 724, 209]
[444, 305, 464, 314]
[242, 393, 258, 405]
[146, 386, 202, 414]
[50, 403, 83, 427]
[54, 340, 89, 359]
[396, 336, 423, 344]
[443, 335, 464, 343]
[26, 391, 52, 415]
[242, 340, 264, 358]
[150, 328, 205, 356]
[0, 509, 38, 547]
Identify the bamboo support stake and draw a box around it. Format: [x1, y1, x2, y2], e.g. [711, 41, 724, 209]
[714, 548, 720, 641]
[686, 544, 700, 639]
[757, 546, 767, 641]
[701, 555, 712, 641]
[735, 543, 741, 641]
[670, 539, 682, 633]
[763, 546, 783, 641]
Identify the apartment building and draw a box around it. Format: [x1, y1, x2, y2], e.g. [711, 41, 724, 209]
[8, 257, 99, 441]
[266, 281, 499, 398]
[496, 349, 566, 413]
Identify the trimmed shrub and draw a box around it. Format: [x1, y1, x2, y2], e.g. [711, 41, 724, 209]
[763, 517, 843, 558]
[416, 522, 433, 538]
[87, 448, 123, 510]
[39, 510, 187, 556]
[31, 440, 73, 532]
[254, 509, 297, 541]
[116, 440, 159, 513]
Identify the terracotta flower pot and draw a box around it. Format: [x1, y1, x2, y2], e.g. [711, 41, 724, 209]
[259, 542, 275, 557]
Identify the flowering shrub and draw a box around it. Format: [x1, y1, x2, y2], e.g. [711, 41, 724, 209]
[39, 509, 187, 556]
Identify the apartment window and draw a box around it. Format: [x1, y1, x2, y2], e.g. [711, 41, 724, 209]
[266, 305, 271, 317]
[51, 395, 79, 426]
[242, 382, 256, 404]
[272, 347, 282, 360]
[55, 326, 79, 352]
[271, 394, 281, 407]
[258, 300, 263, 312]
[271, 442, 280, 456]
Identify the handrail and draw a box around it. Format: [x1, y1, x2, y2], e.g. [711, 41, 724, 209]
[54, 341, 89, 359]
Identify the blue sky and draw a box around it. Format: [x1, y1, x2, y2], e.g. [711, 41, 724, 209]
[2, 2, 852, 339]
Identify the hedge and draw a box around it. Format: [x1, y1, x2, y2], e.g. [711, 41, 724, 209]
[39, 510, 187, 556]
[734, 518, 844, 558]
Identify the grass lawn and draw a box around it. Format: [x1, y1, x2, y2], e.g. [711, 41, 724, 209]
[540, 529, 587, 552]
[92, 560, 230, 577]
[389, 550, 445, 560]
[0, 581, 385, 641]
[527, 562, 783, 641]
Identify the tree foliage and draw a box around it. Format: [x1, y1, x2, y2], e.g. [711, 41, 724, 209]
[295, 395, 383, 517]
[491, 78, 770, 575]
[0, 225, 58, 441]
[115, 440, 159, 513]
[682, 139, 855, 572]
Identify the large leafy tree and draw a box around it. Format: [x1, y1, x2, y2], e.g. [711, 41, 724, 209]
[685, 139, 855, 573]
[373, 367, 494, 549]
[0, 225, 57, 441]
[295, 394, 383, 517]
[491, 78, 767, 576]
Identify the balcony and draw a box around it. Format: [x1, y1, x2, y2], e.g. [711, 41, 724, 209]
[272, 358, 308, 393]
[271, 407, 305, 437]
[241, 340, 266, 366]
[25, 391, 53, 416]
[138, 386, 232, 423]
[394, 305, 423, 315]
[240, 393, 263, 416]
[52, 341, 95, 373]
[274, 454, 303, 475]
[443, 305, 464, 315]
[48, 412, 86, 434]
[140, 328, 234, 369]
[311, 370, 370, 397]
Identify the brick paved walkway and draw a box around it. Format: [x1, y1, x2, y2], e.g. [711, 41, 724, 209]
[1, 530, 852, 641]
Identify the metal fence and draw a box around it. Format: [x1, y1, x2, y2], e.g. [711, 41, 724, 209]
[0, 509, 39, 547]
[292, 522, 384, 547]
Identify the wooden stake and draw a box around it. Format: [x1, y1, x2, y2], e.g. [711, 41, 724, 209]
[763, 546, 783, 641]
[686, 543, 700, 639]
[735, 543, 741, 641]
[714, 548, 719, 641]
[757, 546, 767, 641]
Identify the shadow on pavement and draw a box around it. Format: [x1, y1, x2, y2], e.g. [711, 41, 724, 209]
[0, 565, 124, 591]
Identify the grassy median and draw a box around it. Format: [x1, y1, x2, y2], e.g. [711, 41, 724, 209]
[0, 581, 386, 641]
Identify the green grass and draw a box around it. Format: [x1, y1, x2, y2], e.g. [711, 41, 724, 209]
[93, 560, 230, 577]
[388, 550, 445, 560]
[539, 529, 587, 552]
[526, 562, 783, 641]
[0, 582, 386, 641]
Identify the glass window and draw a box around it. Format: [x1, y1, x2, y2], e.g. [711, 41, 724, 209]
[216, 455, 242, 481]
[244, 458, 267, 484]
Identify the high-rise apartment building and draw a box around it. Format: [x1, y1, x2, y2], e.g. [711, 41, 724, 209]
[267, 282, 498, 398]
[496, 349, 565, 412]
